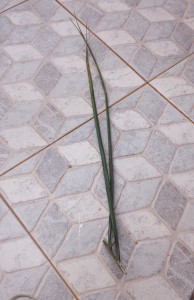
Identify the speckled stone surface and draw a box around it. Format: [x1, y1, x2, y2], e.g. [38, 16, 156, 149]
[59, 0, 194, 80]
[0, 84, 194, 299]
[0, 0, 144, 175]
[0, 1, 194, 300]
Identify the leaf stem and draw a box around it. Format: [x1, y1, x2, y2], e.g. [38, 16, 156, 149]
[71, 18, 124, 271]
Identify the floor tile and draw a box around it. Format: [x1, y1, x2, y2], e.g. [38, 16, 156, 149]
[151, 54, 194, 121]
[59, 0, 194, 80]
[0, 0, 144, 175]
[0, 0, 25, 13]
[0, 85, 193, 298]
[127, 276, 182, 300]
[0, 197, 74, 300]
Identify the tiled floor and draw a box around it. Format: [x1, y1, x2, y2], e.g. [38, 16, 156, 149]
[0, 1, 194, 300]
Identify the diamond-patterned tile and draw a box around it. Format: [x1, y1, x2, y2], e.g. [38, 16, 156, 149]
[0, 174, 48, 203]
[154, 181, 186, 230]
[0, 0, 25, 13]
[59, 0, 194, 80]
[33, 203, 71, 257]
[127, 276, 182, 300]
[126, 239, 170, 280]
[0, 0, 144, 175]
[120, 210, 170, 240]
[151, 54, 194, 121]
[36, 148, 68, 192]
[167, 242, 194, 298]
[59, 255, 116, 293]
[0, 84, 193, 298]
[0, 16, 13, 43]
[0, 199, 74, 299]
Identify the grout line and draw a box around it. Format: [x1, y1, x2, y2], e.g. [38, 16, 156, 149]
[55, 0, 147, 84]
[0, 82, 147, 177]
[0, 0, 193, 177]
[55, 0, 194, 124]
[0, 192, 79, 300]
[0, 116, 92, 177]
[149, 82, 194, 124]
[0, 0, 29, 14]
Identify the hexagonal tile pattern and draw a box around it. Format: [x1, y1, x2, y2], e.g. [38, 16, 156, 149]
[0, 83, 193, 298]
[59, 0, 194, 80]
[0, 0, 144, 175]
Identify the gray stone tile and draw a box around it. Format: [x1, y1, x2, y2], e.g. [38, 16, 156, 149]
[137, 89, 166, 123]
[127, 276, 182, 300]
[0, 16, 13, 43]
[34, 0, 58, 20]
[1, 151, 41, 177]
[0, 144, 9, 168]
[187, 1, 194, 18]
[184, 56, 194, 84]
[151, 56, 183, 79]
[81, 289, 117, 300]
[180, 201, 194, 231]
[151, 54, 194, 121]
[145, 130, 176, 173]
[114, 129, 151, 157]
[37, 270, 73, 300]
[94, 170, 124, 208]
[33, 26, 60, 56]
[79, 4, 104, 29]
[0, 264, 48, 300]
[15, 199, 48, 230]
[89, 117, 119, 153]
[55, 164, 100, 197]
[34, 103, 64, 141]
[50, 73, 87, 98]
[1, 61, 42, 84]
[100, 222, 135, 279]
[0, 211, 25, 241]
[173, 23, 194, 50]
[126, 0, 140, 6]
[56, 219, 107, 260]
[34, 62, 62, 95]
[132, 47, 156, 79]
[144, 21, 175, 41]
[164, 0, 187, 17]
[0, 102, 41, 128]
[171, 145, 194, 173]
[0, 89, 11, 119]
[173, 95, 194, 115]
[167, 242, 194, 298]
[52, 36, 84, 56]
[96, 12, 129, 31]
[0, 53, 11, 78]
[36, 148, 68, 192]
[126, 239, 170, 280]
[34, 203, 71, 256]
[159, 105, 186, 124]
[85, 75, 108, 110]
[117, 178, 161, 213]
[63, 0, 193, 81]
[154, 181, 186, 230]
[7, 25, 41, 44]
[124, 11, 149, 40]
[58, 121, 94, 146]
[0, 199, 7, 220]
[0, 0, 145, 175]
